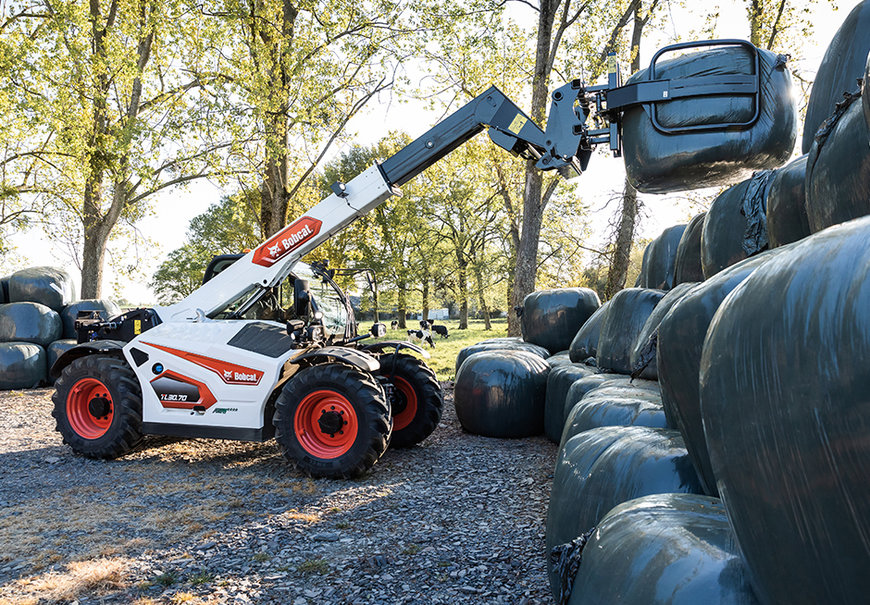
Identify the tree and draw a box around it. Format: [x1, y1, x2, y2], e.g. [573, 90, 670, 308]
[1, 0, 231, 297]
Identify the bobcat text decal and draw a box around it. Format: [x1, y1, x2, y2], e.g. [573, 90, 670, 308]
[252, 216, 323, 267]
[142, 342, 264, 386]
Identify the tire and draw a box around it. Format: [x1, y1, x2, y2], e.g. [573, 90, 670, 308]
[51, 355, 144, 458]
[273, 363, 391, 478]
[380, 354, 443, 448]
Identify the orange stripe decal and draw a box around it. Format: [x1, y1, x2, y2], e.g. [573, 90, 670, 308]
[142, 342, 264, 386]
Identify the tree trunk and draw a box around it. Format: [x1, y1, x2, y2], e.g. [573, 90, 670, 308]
[458, 264, 468, 330]
[474, 265, 491, 330]
[80, 183, 108, 299]
[421, 271, 430, 322]
[260, 111, 290, 236]
[604, 178, 638, 299]
[397, 283, 407, 329]
[748, 0, 763, 46]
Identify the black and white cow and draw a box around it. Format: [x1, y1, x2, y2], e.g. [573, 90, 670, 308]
[431, 324, 449, 339]
[407, 329, 435, 348]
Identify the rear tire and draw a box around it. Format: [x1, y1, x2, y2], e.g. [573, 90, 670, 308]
[381, 354, 443, 448]
[51, 355, 143, 458]
[274, 363, 391, 478]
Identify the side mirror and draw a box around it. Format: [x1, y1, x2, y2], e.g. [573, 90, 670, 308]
[294, 279, 311, 317]
[370, 322, 386, 338]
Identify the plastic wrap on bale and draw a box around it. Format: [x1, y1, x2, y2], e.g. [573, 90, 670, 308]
[568, 301, 610, 363]
[673, 213, 706, 284]
[0, 302, 62, 346]
[657, 248, 792, 496]
[545, 351, 573, 368]
[0, 276, 8, 305]
[596, 288, 664, 374]
[7, 267, 76, 312]
[801, 0, 870, 153]
[545, 426, 702, 597]
[47, 339, 77, 374]
[544, 364, 595, 443]
[804, 87, 870, 232]
[0, 342, 47, 390]
[61, 299, 122, 339]
[629, 282, 697, 381]
[699, 216, 870, 605]
[521, 289, 600, 354]
[637, 224, 686, 290]
[765, 155, 810, 247]
[454, 340, 549, 374]
[557, 494, 759, 605]
[453, 350, 549, 438]
[865, 50, 870, 125]
[622, 46, 796, 193]
[560, 386, 665, 447]
[701, 171, 774, 279]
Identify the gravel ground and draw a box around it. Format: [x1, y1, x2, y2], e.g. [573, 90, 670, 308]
[0, 384, 556, 604]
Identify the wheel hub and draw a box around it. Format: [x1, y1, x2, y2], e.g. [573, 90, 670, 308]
[317, 410, 346, 435]
[88, 396, 112, 419]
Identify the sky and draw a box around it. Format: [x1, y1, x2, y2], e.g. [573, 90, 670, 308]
[1, 0, 859, 303]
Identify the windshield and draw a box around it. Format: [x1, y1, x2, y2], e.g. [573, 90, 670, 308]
[288, 263, 350, 335]
[207, 284, 265, 320]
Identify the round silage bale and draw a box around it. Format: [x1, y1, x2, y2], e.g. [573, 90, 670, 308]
[521, 288, 600, 354]
[454, 340, 549, 374]
[673, 212, 706, 285]
[0, 302, 62, 346]
[629, 282, 698, 380]
[766, 155, 810, 247]
[596, 288, 664, 374]
[0, 342, 47, 389]
[568, 300, 611, 363]
[8, 266, 76, 312]
[544, 363, 595, 443]
[46, 339, 77, 373]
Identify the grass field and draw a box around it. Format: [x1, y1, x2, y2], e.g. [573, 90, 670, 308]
[374, 318, 508, 381]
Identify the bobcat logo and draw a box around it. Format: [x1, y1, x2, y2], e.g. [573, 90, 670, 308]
[223, 370, 233, 380]
[268, 243, 282, 257]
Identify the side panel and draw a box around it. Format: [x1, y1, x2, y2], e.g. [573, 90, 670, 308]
[124, 320, 300, 430]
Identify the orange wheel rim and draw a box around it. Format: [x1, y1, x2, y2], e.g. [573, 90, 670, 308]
[293, 390, 359, 459]
[392, 376, 418, 432]
[66, 377, 114, 439]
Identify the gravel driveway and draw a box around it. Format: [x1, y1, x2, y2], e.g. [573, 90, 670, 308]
[0, 384, 556, 604]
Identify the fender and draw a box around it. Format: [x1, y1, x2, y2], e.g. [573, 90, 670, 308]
[360, 340, 430, 359]
[50, 340, 128, 379]
[291, 346, 380, 373]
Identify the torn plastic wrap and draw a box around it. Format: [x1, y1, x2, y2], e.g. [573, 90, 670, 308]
[623, 46, 796, 193]
[765, 155, 810, 247]
[545, 426, 701, 597]
[455, 340, 549, 374]
[805, 88, 870, 232]
[7, 267, 76, 312]
[0, 342, 47, 390]
[560, 387, 666, 447]
[596, 288, 664, 374]
[61, 299, 122, 339]
[638, 224, 686, 290]
[563, 494, 759, 605]
[673, 213, 706, 285]
[568, 301, 610, 363]
[544, 364, 596, 443]
[699, 217, 870, 605]
[657, 248, 791, 496]
[0, 302, 62, 346]
[701, 171, 774, 278]
[521, 288, 601, 354]
[629, 283, 698, 381]
[801, 0, 870, 153]
[453, 350, 550, 438]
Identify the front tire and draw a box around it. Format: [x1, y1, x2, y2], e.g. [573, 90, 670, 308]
[273, 363, 391, 478]
[381, 354, 443, 448]
[51, 355, 144, 459]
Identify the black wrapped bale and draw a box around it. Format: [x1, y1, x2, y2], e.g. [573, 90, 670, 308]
[623, 45, 796, 193]
[47, 339, 77, 373]
[545, 350, 573, 368]
[596, 288, 664, 374]
[61, 299, 121, 339]
[0, 342, 47, 390]
[638, 224, 686, 290]
[657, 248, 792, 496]
[701, 171, 775, 279]
[0, 276, 8, 304]
[766, 155, 810, 247]
[561, 389, 666, 446]
[568, 301, 610, 362]
[455, 340, 549, 374]
[629, 283, 698, 380]
[544, 364, 595, 443]
[545, 426, 702, 596]
[7, 267, 76, 312]
[804, 89, 870, 233]
[560, 494, 759, 605]
[699, 217, 870, 605]
[563, 374, 624, 420]
[521, 289, 600, 354]
[801, 1, 870, 153]
[454, 351, 550, 438]
[673, 213, 706, 285]
[865, 50, 870, 125]
[0, 302, 62, 346]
